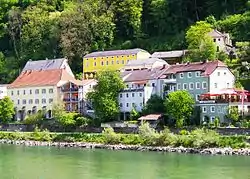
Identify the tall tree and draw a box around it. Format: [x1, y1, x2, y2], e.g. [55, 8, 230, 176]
[0, 96, 15, 123]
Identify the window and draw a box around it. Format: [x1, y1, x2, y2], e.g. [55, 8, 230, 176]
[179, 73, 184, 78]
[152, 83, 155, 87]
[188, 72, 192, 78]
[196, 71, 200, 77]
[217, 46, 220, 52]
[227, 83, 230, 88]
[224, 72, 226, 75]
[17, 90, 20, 95]
[111, 60, 114, 65]
[116, 60, 119, 64]
[120, 94, 122, 98]
[94, 62, 97, 66]
[210, 116, 215, 122]
[196, 82, 200, 89]
[202, 82, 207, 89]
[196, 94, 200, 101]
[17, 99, 20, 105]
[22, 99, 26, 104]
[122, 60, 124, 64]
[106, 61, 109, 65]
[183, 83, 187, 90]
[49, 89, 53, 93]
[177, 84, 181, 90]
[139, 93, 142, 97]
[23, 90, 26, 95]
[211, 106, 215, 113]
[11, 91, 13, 96]
[30, 90, 32, 94]
[126, 93, 129, 98]
[42, 89, 46, 94]
[35, 99, 39, 104]
[218, 38, 221, 41]
[214, 83, 218, 88]
[132, 93, 135, 97]
[132, 103, 135, 107]
[29, 99, 33, 104]
[213, 39, 216, 42]
[189, 83, 194, 90]
[126, 103, 129, 107]
[49, 99, 53, 103]
[140, 103, 142, 107]
[42, 99, 46, 104]
[217, 72, 220, 76]
[101, 61, 104, 66]
[218, 107, 221, 113]
[120, 103, 123, 107]
[35, 89, 39, 94]
[202, 107, 207, 113]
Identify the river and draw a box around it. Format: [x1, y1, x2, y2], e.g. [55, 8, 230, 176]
[0, 144, 250, 179]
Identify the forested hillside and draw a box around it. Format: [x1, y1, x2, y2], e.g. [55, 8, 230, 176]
[0, 0, 250, 83]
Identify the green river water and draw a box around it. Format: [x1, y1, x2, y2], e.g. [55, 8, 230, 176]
[0, 144, 250, 179]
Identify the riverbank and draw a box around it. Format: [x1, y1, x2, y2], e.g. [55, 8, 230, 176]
[1, 139, 250, 156]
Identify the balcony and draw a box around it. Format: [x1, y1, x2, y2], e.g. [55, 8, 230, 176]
[63, 98, 79, 102]
[61, 88, 79, 92]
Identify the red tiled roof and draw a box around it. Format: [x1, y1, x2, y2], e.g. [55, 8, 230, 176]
[8, 69, 75, 88]
[164, 60, 226, 76]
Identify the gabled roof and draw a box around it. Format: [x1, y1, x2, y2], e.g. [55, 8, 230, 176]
[8, 69, 76, 88]
[84, 48, 148, 58]
[208, 29, 226, 38]
[151, 50, 188, 59]
[164, 60, 226, 76]
[125, 58, 167, 67]
[22, 58, 66, 72]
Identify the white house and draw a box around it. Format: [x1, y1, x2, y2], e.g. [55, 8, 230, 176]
[0, 84, 8, 99]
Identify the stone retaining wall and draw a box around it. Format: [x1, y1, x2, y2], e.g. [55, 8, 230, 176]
[1, 139, 250, 156]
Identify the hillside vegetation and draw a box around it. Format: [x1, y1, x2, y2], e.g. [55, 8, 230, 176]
[0, 0, 249, 83]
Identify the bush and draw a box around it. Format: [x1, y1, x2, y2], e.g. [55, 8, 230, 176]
[138, 122, 159, 145]
[102, 127, 121, 144]
[190, 129, 220, 148]
[179, 129, 189, 135]
[30, 127, 52, 141]
[157, 128, 178, 146]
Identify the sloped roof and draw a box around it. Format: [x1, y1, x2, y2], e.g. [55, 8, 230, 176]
[8, 69, 76, 88]
[208, 29, 226, 38]
[152, 50, 188, 59]
[22, 58, 66, 72]
[125, 58, 167, 67]
[84, 48, 148, 58]
[138, 114, 162, 121]
[164, 60, 226, 76]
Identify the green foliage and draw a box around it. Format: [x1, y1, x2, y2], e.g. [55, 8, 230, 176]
[0, 96, 15, 124]
[102, 127, 121, 144]
[24, 111, 45, 125]
[142, 94, 165, 115]
[164, 91, 195, 128]
[130, 107, 139, 120]
[226, 107, 240, 123]
[191, 129, 220, 148]
[87, 70, 125, 122]
[30, 127, 52, 141]
[138, 122, 159, 145]
[214, 117, 220, 128]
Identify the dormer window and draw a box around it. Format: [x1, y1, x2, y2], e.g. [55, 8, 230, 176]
[196, 71, 200, 77]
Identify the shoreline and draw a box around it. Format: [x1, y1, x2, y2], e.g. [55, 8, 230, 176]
[1, 139, 250, 156]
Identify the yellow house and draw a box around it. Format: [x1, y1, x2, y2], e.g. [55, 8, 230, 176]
[83, 48, 151, 79]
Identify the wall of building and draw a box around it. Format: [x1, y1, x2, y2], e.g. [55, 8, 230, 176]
[0, 85, 7, 99]
[209, 67, 235, 93]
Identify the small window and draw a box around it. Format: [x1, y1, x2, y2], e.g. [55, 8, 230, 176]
[17, 90, 20, 95]
[49, 89, 53, 93]
[210, 116, 215, 122]
[117, 60, 119, 64]
[217, 46, 220, 52]
[196, 72, 200, 77]
[214, 83, 218, 88]
[94, 62, 97, 66]
[49, 98, 53, 103]
[126, 103, 129, 107]
[224, 72, 226, 75]
[179, 73, 184, 78]
[22, 99, 26, 104]
[202, 82, 207, 89]
[120, 94, 122, 98]
[217, 72, 220, 76]
[30, 90, 32, 94]
[202, 107, 207, 113]
[218, 107, 221, 113]
[11, 91, 13, 96]
[35, 89, 39, 94]
[132, 93, 135, 97]
[111, 60, 114, 65]
[17, 99, 20, 105]
[132, 103, 135, 107]
[196, 82, 200, 89]
[126, 93, 129, 98]
[211, 106, 215, 113]
[218, 38, 221, 41]
[140, 103, 142, 107]
[106, 61, 109, 65]
[101, 61, 104, 66]
[23, 90, 26, 95]
[120, 103, 123, 107]
[122, 60, 124, 64]
[42, 89, 46, 94]
[183, 83, 187, 90]
[152, 83, 155, 87]
[189, 83, 194, 90]
[196, 94, 200, 101]
[227, 83, 230, 88]
[177, 84, 181, 90]
[42, 99, 46, 104]
[188, 72, 192, 78]
[139, 93, 142, 97]
[35, 99, 39, 104]
[29, 99, 33, 104]
[213, 39, 216, 42]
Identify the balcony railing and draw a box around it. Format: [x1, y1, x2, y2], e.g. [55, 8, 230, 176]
[63, 98, 79, 102]
[61, 88, 79, 92]
[199, 98, 250, 104]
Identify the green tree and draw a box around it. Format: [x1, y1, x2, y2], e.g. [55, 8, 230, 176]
[87, 70, 125, 122]
[130, 107, 139, 120]
[186, 21, 216, 61]
[0, 96, 15, 123]
[142, 94, 165, 115]
[164, 91, 195, 128]
[226, 106, 240, 124]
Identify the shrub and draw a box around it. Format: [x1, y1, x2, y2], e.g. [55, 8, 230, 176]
[102, 127, 120, 144]
[157, 128, 178, 146]
[214, 117, 220, 128]
[30, 127, 52, 141]
[179, 129, 189, 135]
[138, 122, 159, 145]
[191, 129, 220, 148]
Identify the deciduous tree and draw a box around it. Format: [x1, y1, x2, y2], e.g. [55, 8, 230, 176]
[0, 96, 15, 123]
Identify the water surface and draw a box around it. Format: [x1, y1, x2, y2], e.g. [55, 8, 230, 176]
[0, 144, 249, 179]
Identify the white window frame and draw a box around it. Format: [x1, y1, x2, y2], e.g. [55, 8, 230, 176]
[196, 82, 200, 89]
[183, 83, 187, 90]
[189, 83, 194, 90]
[217, 107, 221, 113]
[210, 116, 215, 122]
[195, 71, 200, 77]
[196, 94, 200, 101]
[214, 83, 218, 88]
[188, 72, 192, 78]
[179, 73, 184, 79]
[202, 107, 207, 113]
[177, 84, 181, 90]
[202, 82, 207, 89]
[210, 106, 215, 113]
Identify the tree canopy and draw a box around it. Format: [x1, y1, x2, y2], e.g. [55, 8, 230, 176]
[0, 96, 15, 123]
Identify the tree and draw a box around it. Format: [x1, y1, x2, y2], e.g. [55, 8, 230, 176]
[0, 96, 15, 123]
[164, 91, 195, 128]
[130, 107, 139, 120]
[142, 94, 165, 115]
[87, 70, 125, 122]
[186, 21, 216, 61]
[226, 106, 239, 124]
